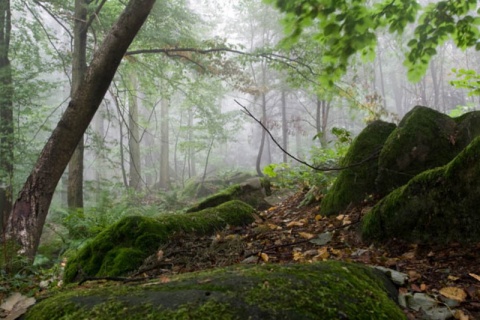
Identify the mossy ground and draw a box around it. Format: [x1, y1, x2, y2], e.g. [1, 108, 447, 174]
[64, 200, 255, 283]
[27, 261, 405, 320]
[320, 120, 396, 216]
[362, 136, 480, 243]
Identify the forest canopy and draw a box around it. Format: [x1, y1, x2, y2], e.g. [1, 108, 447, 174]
[265, 0, 480, 84]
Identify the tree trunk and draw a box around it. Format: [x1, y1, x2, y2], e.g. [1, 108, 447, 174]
[67, 0, 88, 210]
[127, 73, 142, 190]
[255, 92, 267, 177]
[281, 90, 288, 163]
[187, 109, 196, 178]
[8, 0, 156, 261]
[159, 97, 170, 189]
[94, 108, 105, 203]
[0, 0, 13, 233]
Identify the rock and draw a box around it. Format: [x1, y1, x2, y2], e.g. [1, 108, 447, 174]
[64, 200, 256, 282]
[27, 261, 405, 320]
[320, 120, 396, 216]
[362, 136, 480, 243]
[376, 106, 458, 195]
[374, 266, 408, 286]
[186, 178, 271, 213]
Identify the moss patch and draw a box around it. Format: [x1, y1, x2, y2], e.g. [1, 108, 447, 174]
[64, 200, 255, 282]
[186, 178, 271, 212]
[320, 120, 396, 216]
[376, 106, 458, 195]
[362, 136, 480, 243]
[28, 261, 404, 320]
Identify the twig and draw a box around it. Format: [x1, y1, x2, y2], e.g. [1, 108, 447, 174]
[235, 99, 381, 172]
[78, 276, 151, 285]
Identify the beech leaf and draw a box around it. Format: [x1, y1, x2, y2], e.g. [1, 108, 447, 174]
[439, 287, 467, 302]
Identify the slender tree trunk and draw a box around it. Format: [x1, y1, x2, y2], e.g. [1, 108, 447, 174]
[94, 108, 104, 203]
[197, 137, 214, 196]
[159, 97, 170, 189]
[127, 73, 142, 190]
[67, 0, 88, 210]
[7, 0, 156, 261]
[187, 109, 196, 178]
[0, 0, 13, 233]
[255, 92, 267, 177]
[110, 89, 129, 189]
[377, 46, 387, 110]
[281, 91, 288, 163]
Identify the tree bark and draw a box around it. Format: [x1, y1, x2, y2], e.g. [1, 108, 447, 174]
[8, 0, 156, 261]
[281, 90, 287, 163]
[67, 0, 88, 210]
[159, 97, 170, 189]
[0, 0, 13, 233]
[127, 73, 142, 190]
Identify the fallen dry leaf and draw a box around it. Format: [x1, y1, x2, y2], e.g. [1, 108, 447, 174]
[469, 273, 480, 282]
[292, 251, 304, 261]
[298, 232, 315, 239]
[315, 214, 323, 221]
[286, 221, 304, 228]
[454, 309, 469, 320]
[259, 252, 269, 262]
[448, 275, 460, 281]
[439, 287, 467, 302]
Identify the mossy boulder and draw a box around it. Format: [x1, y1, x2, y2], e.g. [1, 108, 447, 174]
[28, 261, 405, 320]
[186, 178, 271, 213]
[454, 110, 480, 149]
[376, 106, 459, 195]
[320, 120, 396, 216]
[362, 136, 480, 243]
[64, 200, 255, 282]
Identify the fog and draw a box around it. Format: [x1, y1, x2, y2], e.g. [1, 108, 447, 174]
[6, 0, 479, 208]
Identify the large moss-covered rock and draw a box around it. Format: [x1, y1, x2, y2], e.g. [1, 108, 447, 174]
[28, 261, 405, 320]
[320, 120, 396, 216]
[376, 106, 458, 195]
[454, 110, 480, 149]
[362, 136, 480, 243]
[186, 178, 271, 213]
[64, 200, 255, 282]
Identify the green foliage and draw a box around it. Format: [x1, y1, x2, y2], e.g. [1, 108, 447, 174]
[451, 68, 480, 96]
[264, 0, 480, 83]
[262, 127, 351, 192]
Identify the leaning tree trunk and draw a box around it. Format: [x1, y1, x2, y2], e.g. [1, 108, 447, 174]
[8, 0, 156, 261]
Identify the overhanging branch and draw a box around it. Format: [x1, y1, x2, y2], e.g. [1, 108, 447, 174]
[235, 100, 381, 172]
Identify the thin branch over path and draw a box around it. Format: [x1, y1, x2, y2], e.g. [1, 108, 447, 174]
[235, 100, 381, 172]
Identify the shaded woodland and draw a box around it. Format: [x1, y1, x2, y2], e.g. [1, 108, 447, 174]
[1, 0, 480, 319]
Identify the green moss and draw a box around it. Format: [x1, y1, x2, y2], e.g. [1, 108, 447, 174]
[376, 106, 458, 195]
[321, 120, 396, 216]
[28, 261, 405, 320]
[65, 200, 255, 282]
[363, 136, 480, 243]
[187, 178, 271, 213]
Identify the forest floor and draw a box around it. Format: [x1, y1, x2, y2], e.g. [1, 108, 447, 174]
[134, 190, 480, 320]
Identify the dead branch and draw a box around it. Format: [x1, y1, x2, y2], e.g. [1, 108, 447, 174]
[234, 99, 381, 172]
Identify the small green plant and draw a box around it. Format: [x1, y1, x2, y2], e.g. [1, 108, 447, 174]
[263, 128, 352, 193]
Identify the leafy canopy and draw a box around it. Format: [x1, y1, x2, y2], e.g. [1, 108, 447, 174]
[264, 0, 480, 84]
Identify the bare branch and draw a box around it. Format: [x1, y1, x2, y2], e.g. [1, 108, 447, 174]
[235, 100, 381, 172]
